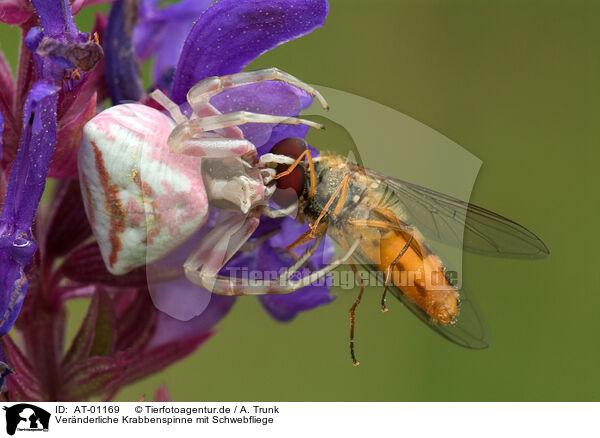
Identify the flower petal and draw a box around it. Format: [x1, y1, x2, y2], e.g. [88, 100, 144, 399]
[211, 81, 312, 148]
[256, 219, 336, 321]
[258, 280, 335, 322]
[134, 0, 213, 83]
[30, 0, 77, 37]
[148, 295, 235, 348]
[105, 0, 143, 103]
[224, 217, 336, 322]
[146, 209, 220, 321]
[0, 81, 58, 336]
[171, 0, 329, 103]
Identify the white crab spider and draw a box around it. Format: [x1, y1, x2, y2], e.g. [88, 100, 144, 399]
[78, 68, 357, 295]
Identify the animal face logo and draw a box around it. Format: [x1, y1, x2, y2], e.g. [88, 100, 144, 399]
[3, 404, 50, 435]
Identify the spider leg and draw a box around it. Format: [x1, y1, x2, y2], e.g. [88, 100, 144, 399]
[186, 67, 329, 112]
[187, 220, 359, 296]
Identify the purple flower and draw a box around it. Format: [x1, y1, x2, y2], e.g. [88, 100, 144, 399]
[134, 0, 214, 86]
[0, 81, 58, 336]
[0, 0, 107, 339]
[104, 0, 143, 104]
[0, 0, 332, 402]
[138, 0, 334, 324]
[25, 0, 104, 82]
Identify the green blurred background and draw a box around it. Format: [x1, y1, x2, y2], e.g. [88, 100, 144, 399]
[1, 0, 598, 401]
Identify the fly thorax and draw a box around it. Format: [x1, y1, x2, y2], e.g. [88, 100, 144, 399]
[202, 157, 265, 214]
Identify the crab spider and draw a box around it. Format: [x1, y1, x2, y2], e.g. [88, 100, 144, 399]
[78, 68, 357, 296]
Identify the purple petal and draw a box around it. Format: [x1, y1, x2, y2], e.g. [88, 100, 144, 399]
[268, 217, 335, 269]
[211, 81, 313, 148]
[30, 0, 77, 37]
[105, 0, 143, 103]
[134, 0, 213, 83]
[148, 276, 214, 322]
[146, 209, 222, 321]
[2, 80, 58, 226]
[0, 81, 58, 336]
[256, 124, 311, 157]
[224, 218, 336, 322]
[148, 295, 235, 349]
[172, 0, 329, 103]
[254, 241, 335, 322]
[262, 218, 336, 321]
[258, 281, 335, 322]
[28, 1, 103, 82]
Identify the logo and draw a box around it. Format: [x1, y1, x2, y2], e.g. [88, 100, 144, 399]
[3, 404, 50, 435]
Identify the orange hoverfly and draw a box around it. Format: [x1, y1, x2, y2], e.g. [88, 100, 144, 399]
[268, 137, 549, 365]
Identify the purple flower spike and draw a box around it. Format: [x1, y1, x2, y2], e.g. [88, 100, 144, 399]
[28, 0, 103, 82]
[0, 80, 58, 336]
[105, 0, 144, 104]
[171, 0, 329, 103]
[31, 0, 77, 36]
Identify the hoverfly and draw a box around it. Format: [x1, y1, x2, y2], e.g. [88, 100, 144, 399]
[266, 137, 549, 364]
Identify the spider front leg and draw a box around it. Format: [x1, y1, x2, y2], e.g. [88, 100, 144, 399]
[167, 111, 323, 158]
[187, 67, 330, 112]
[184, 209, 262, 292]
[185, 219, 360, 296]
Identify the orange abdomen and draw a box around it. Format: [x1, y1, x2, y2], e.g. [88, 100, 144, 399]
[361, 230, 459, 324]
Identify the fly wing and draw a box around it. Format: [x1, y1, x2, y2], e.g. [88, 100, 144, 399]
[365, 168, 549, 258]
[347, 244, 490, 349]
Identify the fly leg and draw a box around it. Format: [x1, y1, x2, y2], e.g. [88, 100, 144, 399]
[349, 262, 365, 366]
[268, 149, 318, 199]
[308, 173, 351, 237]
[337, 235, 365, 366]
[348, 218, 414, 312]
[381, 235, 413, 312]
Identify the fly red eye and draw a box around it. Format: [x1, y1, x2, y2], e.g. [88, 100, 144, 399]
[269, 137, 307, 207]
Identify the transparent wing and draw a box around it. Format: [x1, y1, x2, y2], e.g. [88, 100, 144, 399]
[349, 248, 489, 349]
[366, 168, 549, 258]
